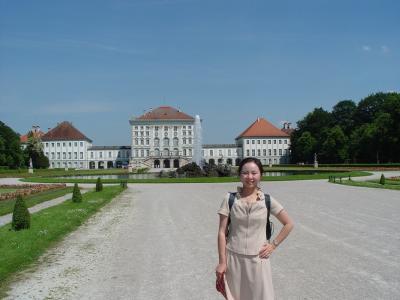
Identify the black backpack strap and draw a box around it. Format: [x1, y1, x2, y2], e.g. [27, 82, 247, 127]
[265, 193, 273, 241]
[226, 192, 236, 237]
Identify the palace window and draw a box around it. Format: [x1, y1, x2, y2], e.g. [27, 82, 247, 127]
[80, 142, 83, 147]
[274, 149, 277, 155]
[63, 152, 66, 159]
[80, 152, 83, 159]
[252, 150, 255, 156]
[57, 152, 60, 159]
[257, 140, 260, 144]
[74, 142, 77, 147]
[246, 150, 250, 156]
[279, 149, 282, 155]
[74, 152, 78, 159]
[263, 149, 266, 156]
[109, 152, 112, 158]
[257, 149, 261, 156]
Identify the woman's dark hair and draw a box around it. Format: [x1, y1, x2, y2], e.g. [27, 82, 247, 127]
[238, 157, 264, 174]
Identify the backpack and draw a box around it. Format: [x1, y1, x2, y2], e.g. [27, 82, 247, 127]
[226, 192, 273, 241]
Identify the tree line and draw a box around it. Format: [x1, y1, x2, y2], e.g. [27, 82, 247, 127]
[0, 121, 49, 169]
[290, 92, 400, 164]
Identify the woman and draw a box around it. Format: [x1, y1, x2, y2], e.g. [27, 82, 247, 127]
[216, 157, 294, 299]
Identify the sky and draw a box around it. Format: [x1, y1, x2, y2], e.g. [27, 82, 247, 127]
[1, 0, 399, 145]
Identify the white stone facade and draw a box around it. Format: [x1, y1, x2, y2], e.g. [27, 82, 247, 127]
[202, 144, 241, 166]
[129, 121, 195, 169]
[43, 140, 92, 169]
[237, 137, 291, 165]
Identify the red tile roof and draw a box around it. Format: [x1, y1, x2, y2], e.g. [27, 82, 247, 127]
[136, 106, 194, 120]
[20, 130, 45, 143]
[41, 121, 92, 142]
[236, 117, 289, 139]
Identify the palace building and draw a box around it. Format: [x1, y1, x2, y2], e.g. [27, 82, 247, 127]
[22, 106, 291, 169]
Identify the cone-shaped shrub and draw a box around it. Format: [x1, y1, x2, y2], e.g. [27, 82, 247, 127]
[120, 180, 128, 189]
[380, 174, 385, 185]
[12, 195, 31, 231]
[72, 183, 82, 203]
[95, 177, 103, 192]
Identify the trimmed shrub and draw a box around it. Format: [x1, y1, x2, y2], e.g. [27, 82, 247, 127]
[176, 162, 204, 177]
[95, 177, 103, 192]
[11, 195, 31, 230]
[72, 183, 82, 203]
[120, 180, 128, 189]
[380, 174, 385, 185]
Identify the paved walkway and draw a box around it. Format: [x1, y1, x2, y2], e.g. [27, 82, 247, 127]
[3, 180, 400, 299]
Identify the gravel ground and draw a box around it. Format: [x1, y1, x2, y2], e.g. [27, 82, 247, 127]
[3, 179, 400, 300]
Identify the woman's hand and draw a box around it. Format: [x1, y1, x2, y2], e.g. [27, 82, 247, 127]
[215, 263, 227, 297]
[258, 243, 276, 259]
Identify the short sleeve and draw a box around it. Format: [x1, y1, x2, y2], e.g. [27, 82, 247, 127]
[270, 196, 284, 217]
[217, 193, 230, 216]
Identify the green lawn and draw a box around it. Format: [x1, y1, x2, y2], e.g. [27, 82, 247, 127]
[0, 188, 18, 194]
[0, 187, 73, 216]
[334, 179, 400, 191]
[0, 185, 125, 297]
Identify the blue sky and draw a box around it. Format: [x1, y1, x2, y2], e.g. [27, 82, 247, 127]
[1, 0, 399, 145]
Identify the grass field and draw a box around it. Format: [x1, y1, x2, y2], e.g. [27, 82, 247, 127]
[0, 187, 73, 216]
[0, 188, 18, 194]
[334, 179, 400, 190]
[0, 185, 125, 297]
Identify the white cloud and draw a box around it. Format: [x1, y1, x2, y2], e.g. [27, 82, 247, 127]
[37, 101, 115, 115]
[381, 45, 390, 53]
[362, 45, 371, 52]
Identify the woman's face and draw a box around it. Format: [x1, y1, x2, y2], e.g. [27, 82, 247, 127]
[240, 162, 261, 189]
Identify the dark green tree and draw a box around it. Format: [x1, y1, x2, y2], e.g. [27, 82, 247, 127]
[95, 177, 103, 192]
[72, 183, 82, 203]
[0, 121, 24, 168]
[379, 174, 385, 185]
[11, 195, 31, 230]
[295, 131, 317, 163]
[321, 126, 349, 163]
[332, 100, 357, 136]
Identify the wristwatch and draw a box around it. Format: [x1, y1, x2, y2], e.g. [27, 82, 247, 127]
[272, 240, 279, 247]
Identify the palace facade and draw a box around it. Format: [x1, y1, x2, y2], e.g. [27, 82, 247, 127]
[22, 106, 291, 169]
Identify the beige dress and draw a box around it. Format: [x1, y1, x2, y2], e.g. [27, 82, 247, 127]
[218, 187, 284, 300]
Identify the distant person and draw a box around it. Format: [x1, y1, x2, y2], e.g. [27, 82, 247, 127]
[215, 157, 294, 299]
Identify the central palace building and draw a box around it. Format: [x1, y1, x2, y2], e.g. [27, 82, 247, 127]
[23, 106, 292, 169]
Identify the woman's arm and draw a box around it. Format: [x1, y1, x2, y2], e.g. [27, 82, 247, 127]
[259, 209, 294, 258]
[272, 209, 294, 247]
[216, 214, 229, 297]
[217, 214, 228, 268]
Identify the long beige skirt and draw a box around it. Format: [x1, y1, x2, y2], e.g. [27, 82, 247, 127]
[224, 250, 275, 300]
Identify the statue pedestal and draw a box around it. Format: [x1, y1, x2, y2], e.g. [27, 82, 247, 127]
[269, 162, 272, 168]
[65, 167, 68, 171]
[314, 162, 318, 168]
[128, 166, 133, 173]
[28, 168, 33, 174]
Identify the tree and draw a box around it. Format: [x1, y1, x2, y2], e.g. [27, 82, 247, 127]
[0, 121, 24, 168]
[332, 100, 357, 136]
[23, 131, 49, 169]
[95, 177, 103, 192]
[72, 183, 82, 203]
[321, 126, 349, 163]
[12, 195, 31, 230]
[295, 131, 317, 163]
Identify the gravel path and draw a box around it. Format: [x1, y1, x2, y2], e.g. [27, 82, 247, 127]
[3, 180, 400, 300]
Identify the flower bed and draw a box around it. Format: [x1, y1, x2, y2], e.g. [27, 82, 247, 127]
[0, 184, 67, 201]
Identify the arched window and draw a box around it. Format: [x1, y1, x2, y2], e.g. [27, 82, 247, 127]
[154, 138, 160, 147]
[154, 148, 160, 156]
[163, 148, 169, 156]
[163, 138, 169, 147]
[174, 148, 179, 156]
[173, 137, 179, 146]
